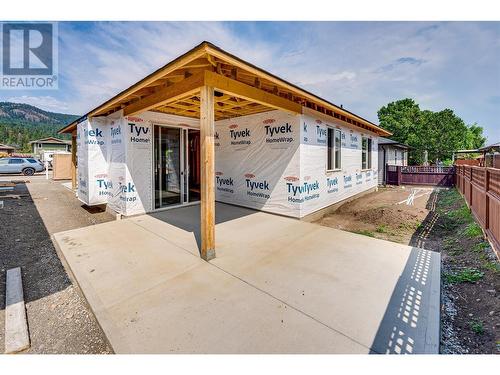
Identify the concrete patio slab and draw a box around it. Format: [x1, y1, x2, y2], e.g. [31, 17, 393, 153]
[53, 203, 440, 354]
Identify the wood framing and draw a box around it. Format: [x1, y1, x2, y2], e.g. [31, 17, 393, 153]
[203, 70, 302, 115]
[59, 41, 391, 136]
[199, 85, 216, 261]
[92, 46, 207, 117]
[123, 71, 205, 116]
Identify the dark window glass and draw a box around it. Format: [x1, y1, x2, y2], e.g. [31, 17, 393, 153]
[27, 158, 38, 163]
[9, 158, 24, 164]
[362, 137, 372, 169]
[334, 129, 341, 169]
[327, 128, 342, 170]
[327, 128, 334, 170]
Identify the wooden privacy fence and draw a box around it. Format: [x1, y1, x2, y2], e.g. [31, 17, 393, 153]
[386, 165, 455, 187]
[456, 165, 500, 258]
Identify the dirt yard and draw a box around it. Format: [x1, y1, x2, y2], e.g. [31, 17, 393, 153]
[316, 186, 434, 245]
[0, 175, 114, 353]
[316, 186, 500, 354]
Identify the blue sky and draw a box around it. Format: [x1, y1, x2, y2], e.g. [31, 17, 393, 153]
[1, 21, 499, 142]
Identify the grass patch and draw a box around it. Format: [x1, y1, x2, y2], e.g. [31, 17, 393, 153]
[443, 238, 464, 256]
[398, 221, 419, 231]
[464, 223, 483, 238]
[354, 229, 375, 237]
[437, 189, 460, 209]
[469, 319, 485, 335]
[444, 268, 484, 284]
[482, 259, 500, 274]
[376, 224, 388, 233]
[472, 241, 490, 253]
[447, 205, 473, 224]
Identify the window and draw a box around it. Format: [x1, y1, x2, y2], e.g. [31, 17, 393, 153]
[362, 137, 372, 170]
[0, 159, 8, 165]
[327, 128, 342, 170]
[27, 158, 38, 163]
[8, 158, 24, 164]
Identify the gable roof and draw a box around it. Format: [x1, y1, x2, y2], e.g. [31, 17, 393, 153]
[30, 137, 71, 145]
[59, 41, 391, 137]
[0, 143, 15, 150]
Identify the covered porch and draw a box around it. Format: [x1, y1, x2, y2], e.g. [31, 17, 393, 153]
[61, 41, 390, 261]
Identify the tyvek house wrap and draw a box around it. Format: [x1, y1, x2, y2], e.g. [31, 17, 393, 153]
[77, 109, 378, 219]
[106, 116, 153, 216]
[77, 116, 153, 216]
[214, 109, 379, 218]
[106, 118, 126, 214]
[299, 109, 379, 217]
[122, 117, 153, 216]
[214, 110, 302, 218]
[77, 117, 109, 206]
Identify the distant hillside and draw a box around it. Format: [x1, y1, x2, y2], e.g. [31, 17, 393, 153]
[0, 102, 79, 151]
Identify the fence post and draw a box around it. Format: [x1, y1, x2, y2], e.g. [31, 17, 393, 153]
[397, 166, 402, 186]
[469, 168, 473, 206]
[485, 168, 490, 230]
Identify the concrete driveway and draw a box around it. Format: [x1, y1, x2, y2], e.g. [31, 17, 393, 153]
[53, 203, 440, 354]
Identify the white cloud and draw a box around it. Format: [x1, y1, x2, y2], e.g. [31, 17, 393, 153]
[6, 95, 70, 112]
[0, 21, 498, 142]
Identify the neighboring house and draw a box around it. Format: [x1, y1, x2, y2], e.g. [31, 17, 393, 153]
[59, 41, 391, 222]
[378, 137, 409, 184]
[479, 142, 500, 168]
[30, 137, 71, 157]
[0, 143, 16, 155]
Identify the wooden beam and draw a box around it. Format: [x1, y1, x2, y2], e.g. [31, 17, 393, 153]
[204, 71, 302, 115]
[200, 85, 216, 261]
[92, 47, 206, 116]
[205, 45, 391, 136]
[123, 72, 204, 116]
[71, 132, 77, 191]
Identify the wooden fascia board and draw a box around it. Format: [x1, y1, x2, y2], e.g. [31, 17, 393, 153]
[204, 70, 302, 115]
[123, 71, 205, 117]
[205, 46, 388, 135]
[123, 69, 302, 118]
[92, 48, 207, 117]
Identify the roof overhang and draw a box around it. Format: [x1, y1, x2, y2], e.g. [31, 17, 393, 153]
[59, 41, 391, 137]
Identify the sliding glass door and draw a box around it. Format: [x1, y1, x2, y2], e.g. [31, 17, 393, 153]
[153, 125, 201, 210]
[154, 125, 182, 209]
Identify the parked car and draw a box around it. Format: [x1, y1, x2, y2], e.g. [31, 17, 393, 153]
[0, 157, 45, 175]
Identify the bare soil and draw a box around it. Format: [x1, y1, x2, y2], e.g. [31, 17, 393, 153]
[0, 175, 114, 354]
[316, 186, 433, 244]
[315, 186, 500, 354]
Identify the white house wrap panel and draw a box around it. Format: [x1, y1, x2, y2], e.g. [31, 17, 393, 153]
[76, 108, 379, 219]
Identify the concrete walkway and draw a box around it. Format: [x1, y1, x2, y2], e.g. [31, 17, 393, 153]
[53, 203, 440, 354]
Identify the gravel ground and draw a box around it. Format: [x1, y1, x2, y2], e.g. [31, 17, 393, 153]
[0, 174, 114, 354]
[317, 186, 499, 353]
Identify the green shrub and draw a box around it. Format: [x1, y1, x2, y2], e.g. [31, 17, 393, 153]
[376, 224, 388, 233]
[354, 229, 375, 237]
[444, 268, 484, 284]
[464, 223, 483, 238]
[469, 319, 485, 335]
[472, 241, 489, 253]
[447, 205, 473, 224]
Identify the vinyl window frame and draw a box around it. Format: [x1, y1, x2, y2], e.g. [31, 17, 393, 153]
[361, 136, 372, 170]
[326, 127, 342, 172]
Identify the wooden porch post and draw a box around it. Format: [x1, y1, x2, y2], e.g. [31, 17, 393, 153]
[200, 85, 216, 261]
[71, 131, 77, 191]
